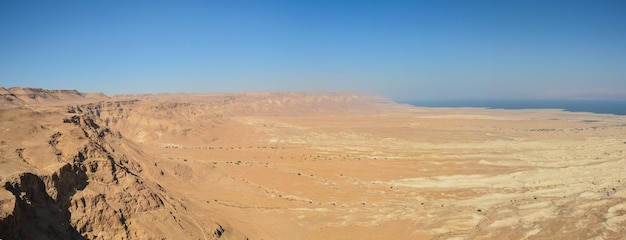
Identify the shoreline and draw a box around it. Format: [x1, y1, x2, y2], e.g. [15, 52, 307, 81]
[401, 99, 626, 116]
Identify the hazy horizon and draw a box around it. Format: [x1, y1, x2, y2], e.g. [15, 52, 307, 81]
[1, 1, 625, 100]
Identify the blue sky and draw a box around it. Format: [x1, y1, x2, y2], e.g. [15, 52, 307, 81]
[1, 1, 625, 100]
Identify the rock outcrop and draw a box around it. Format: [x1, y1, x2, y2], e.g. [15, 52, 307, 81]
[0, 93, 226, 239]
[0, 87, 409, 240]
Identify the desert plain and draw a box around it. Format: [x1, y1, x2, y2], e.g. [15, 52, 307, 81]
[1, 87, 626, 239]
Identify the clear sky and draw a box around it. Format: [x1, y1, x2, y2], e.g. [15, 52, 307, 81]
[1, 1, 625, 100]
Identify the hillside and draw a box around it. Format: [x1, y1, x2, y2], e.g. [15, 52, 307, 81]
[0, 87, 108, 107]
[1, 88, 626, 239]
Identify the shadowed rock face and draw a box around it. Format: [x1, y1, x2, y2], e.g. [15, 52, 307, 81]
[0, 91, 228, 239]
[0, 114, 135, 239]
[2, 88, 626, 239]
[0, 89, 391, 240]
[1, 171, 85, 240]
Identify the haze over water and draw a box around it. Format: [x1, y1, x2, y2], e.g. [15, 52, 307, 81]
[405, 99, 626, 115]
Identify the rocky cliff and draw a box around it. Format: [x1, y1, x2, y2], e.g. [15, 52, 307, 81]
[0, 89, 228, 239]
[0, 88, 399, 240]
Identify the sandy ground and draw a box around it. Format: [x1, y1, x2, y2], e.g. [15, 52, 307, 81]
[1, 89, 626, 239]
[188, 109, 626, 239]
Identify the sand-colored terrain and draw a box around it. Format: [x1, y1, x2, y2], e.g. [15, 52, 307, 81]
[1, 87, 626, 239]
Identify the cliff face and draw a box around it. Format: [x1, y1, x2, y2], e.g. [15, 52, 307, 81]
[1, 166, 86, 239]
[4, 88, 626, 239]
[0, 93, 226, 239]
[0, 87, 108, 107]
[0, 88, 405, 240]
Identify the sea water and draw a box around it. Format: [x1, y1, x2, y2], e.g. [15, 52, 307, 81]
[402, 99, 626, 115]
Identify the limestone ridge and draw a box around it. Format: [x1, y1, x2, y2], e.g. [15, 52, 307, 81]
[0, 87, 108, 107]
[0, 103, 225, 239]
[0, 88, 396, 239]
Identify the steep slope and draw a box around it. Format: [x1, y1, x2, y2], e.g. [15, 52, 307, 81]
[5, 88, 624, 239]
[0, 103, 228, 239]
[1, 90, 397, 239]
[1, 89, 393, 239]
